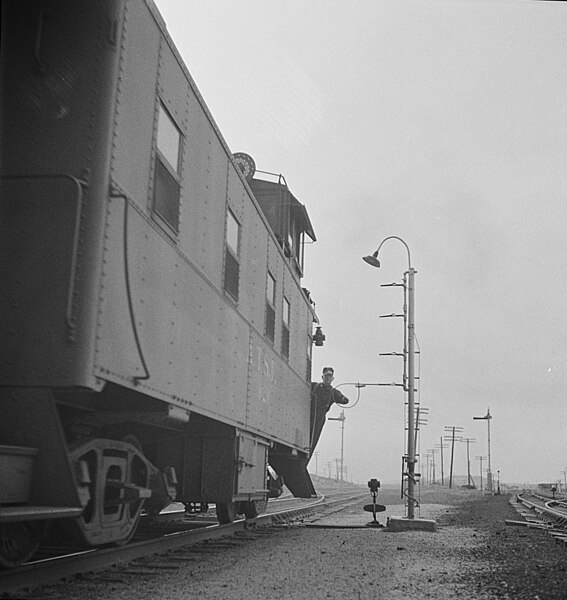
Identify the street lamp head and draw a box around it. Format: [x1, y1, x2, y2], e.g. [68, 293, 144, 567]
[363, 251, 381, 268]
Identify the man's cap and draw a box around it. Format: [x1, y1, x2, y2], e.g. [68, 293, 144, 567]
[322, 367, 334, 375]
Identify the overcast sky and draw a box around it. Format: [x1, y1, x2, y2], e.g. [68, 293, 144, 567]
[157, 0, 567, 486]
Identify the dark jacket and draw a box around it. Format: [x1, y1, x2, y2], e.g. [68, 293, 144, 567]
[309, 383, 349, 452]
[311, 383, 349, 414]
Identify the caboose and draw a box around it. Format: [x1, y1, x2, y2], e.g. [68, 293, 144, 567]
[0, 0, 324, 567]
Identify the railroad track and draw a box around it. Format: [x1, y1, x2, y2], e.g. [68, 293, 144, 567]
[0, 490, 366, 596]
[508, 492, 567, 547]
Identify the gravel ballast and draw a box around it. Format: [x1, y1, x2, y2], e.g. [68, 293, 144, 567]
[18, 482, 567, 600]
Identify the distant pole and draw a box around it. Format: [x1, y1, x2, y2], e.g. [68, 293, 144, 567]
[473, 408, 493, 492]
[476, 456, 487, 492]
[488, 414, 492, 490]
[444, 426, 463, 489]
[430, 450, 436, 485]
[466, 440, 471, 486]
[328, 410, 346, 481]
[340, 411, 345, 481]
[436, 437, 446, 486]
[450, 430, 455, 488]
[463, 438, 476, 487]
[314, 451, 319, 475]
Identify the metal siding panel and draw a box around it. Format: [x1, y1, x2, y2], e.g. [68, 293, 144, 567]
[184, 298, 250, 422]
[288, 284, 310, 378]
[237, 195, 268, 332]
[1, 179, 82, 385]
[156, 39, 190, 134]
[226, 164, 245, 223]
[95, 197, 152, 381]
[248, 213, 269, 332]
[97, 196, 188, 393]
[0, 0, 123, 390]
[97, 197, 312, 449]
[112, 1, 160, 211]
[96, 197, 250, 423]
[179, 131, 227, 288]
[0, 1, 113, 178]
[246, 329, 311, 452]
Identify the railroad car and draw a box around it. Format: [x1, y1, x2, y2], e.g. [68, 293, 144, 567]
[0, 0, 325, 568]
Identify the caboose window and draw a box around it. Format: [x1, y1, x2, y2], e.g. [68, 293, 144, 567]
[157, 105, 181, 172]
[282, 297, 290, 359]
[153, 103, 182, 232]
[265, 272, 276, 342]
[226, 210, 239, 255]
[224, 209, 240, 300]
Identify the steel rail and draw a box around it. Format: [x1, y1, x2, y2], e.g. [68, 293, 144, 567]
[516, 493, 567, 529]
[0, 491, 366, 595]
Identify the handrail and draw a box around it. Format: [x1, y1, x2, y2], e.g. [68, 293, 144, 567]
[108, 192, 150, 383]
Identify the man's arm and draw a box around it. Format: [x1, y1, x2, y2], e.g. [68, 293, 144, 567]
[332, 388, 349, 405]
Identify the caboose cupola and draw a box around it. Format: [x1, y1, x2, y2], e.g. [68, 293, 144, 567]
[234, 155, 316, 278]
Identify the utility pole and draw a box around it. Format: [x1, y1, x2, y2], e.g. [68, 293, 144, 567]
[444, 426, 463, 489]
[462, 438, 476, 488]
[435, 438, 447, 486]
[364, 237, 435, 531]
[406, 266, 417, 517]
[473, 408, 493, 492]
[328, 410, 346, 481]
[426, 449, 437, 485]
[325, 461, 332, 479]
[476, 456, 487, 491]
[363, 237, 418, 519]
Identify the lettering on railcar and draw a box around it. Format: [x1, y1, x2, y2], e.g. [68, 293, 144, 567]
[249, 346, 276, 402]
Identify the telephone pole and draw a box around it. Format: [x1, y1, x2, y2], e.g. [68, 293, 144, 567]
[444, 426, 463, 488]
[328, 410, 346, 480]
[476, 456, 487, 491]
[473, 408, 493, 491]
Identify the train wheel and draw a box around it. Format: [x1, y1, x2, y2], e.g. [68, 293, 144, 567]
[242, 499, 268, 519]
[0, 521, 47, 569]
[216, 502, 238, 524]
[64, 438, 155, 547]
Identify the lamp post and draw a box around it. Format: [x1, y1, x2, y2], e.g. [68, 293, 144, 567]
[363, 236, 418, 520]
[473, 408, 493, 492]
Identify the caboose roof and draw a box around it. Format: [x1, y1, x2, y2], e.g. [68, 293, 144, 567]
[248, 177, 316, 242]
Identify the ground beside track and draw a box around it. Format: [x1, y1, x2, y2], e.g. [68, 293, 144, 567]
[19, 480, 567, 600]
